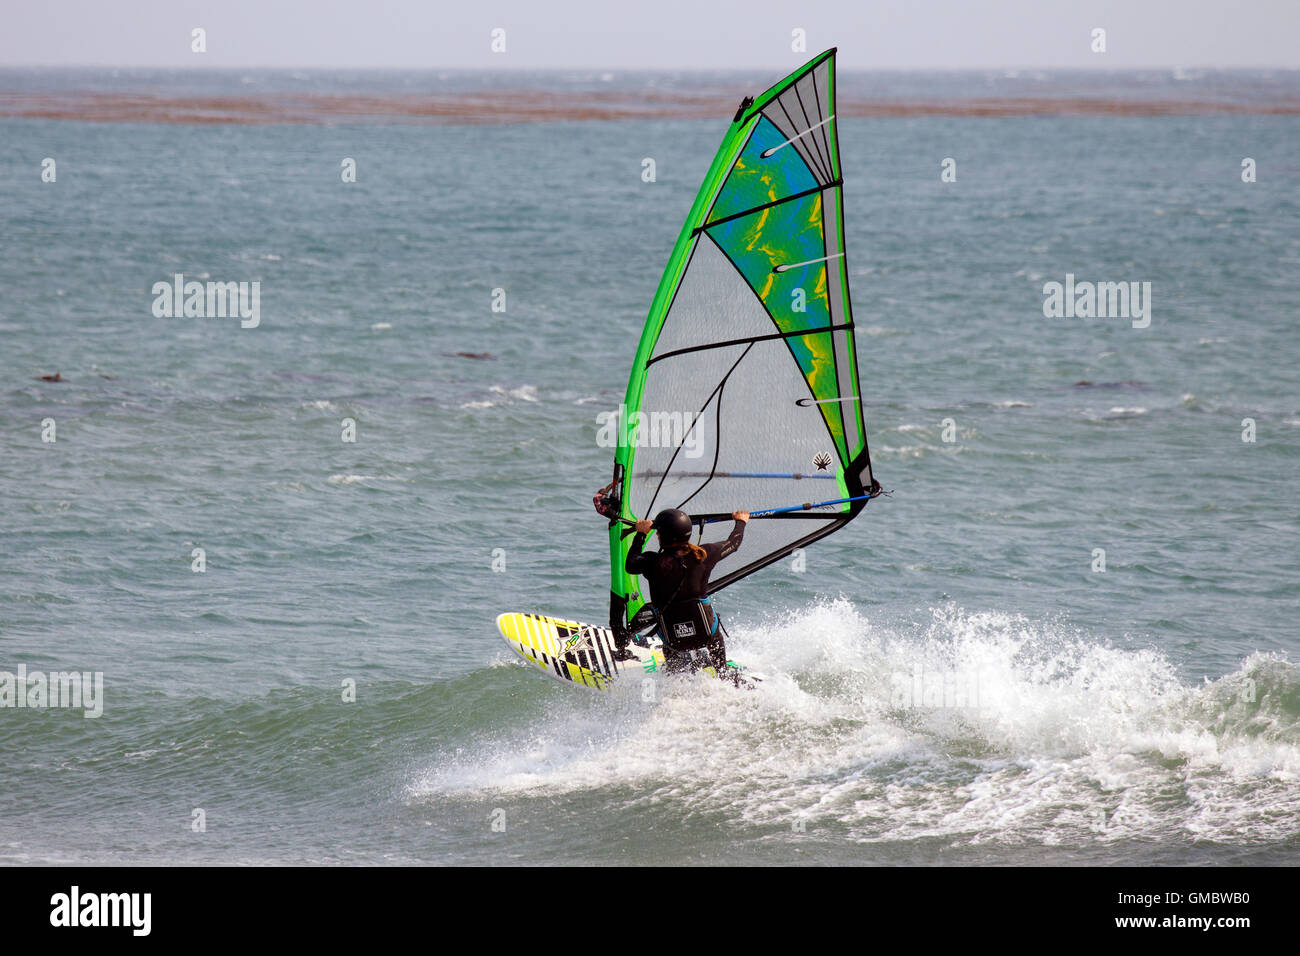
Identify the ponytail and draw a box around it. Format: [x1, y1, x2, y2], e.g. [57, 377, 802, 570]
[672, 541, 707, 563]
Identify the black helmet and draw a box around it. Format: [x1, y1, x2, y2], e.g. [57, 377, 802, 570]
[652, 508, 693, 544]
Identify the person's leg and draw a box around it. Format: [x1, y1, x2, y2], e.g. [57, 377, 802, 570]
[702, 604, 729, 673]
[664, 645, 711, 674]
[663, 647, 691, 674]
[609, 592, 631, 655]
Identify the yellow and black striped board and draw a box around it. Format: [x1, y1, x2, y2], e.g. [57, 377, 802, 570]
[496, 612, 666, 691]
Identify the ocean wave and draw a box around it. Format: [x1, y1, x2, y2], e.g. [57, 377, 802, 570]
[408, 601, 1300, 847]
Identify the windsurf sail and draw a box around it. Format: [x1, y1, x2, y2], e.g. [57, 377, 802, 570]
[606, 48, 878, 637]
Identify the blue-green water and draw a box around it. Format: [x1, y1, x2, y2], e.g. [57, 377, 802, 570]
[1, 71, 1298, 865]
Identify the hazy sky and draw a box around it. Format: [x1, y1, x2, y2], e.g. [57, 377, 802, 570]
[2, 0, 1297, 70]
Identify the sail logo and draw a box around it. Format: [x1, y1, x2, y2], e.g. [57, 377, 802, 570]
[151, 273, 261, 328]
[1042, 274, 1151, 328]
[49, 887, 150, 936]
[0, 665, 103, 718]
[596, 404, 708, 458]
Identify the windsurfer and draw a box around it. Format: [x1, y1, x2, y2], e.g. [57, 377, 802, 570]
[626, 508, 749, 676]
[592, 481, 619, 520]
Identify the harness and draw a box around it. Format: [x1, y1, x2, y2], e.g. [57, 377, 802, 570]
[657, 597, 719, 648]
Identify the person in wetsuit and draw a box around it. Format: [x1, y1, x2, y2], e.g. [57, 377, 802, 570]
[592, 481, 618, 520]
[626, 507, 749, 674]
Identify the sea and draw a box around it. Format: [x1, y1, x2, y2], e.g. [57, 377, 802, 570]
[0, 67, 1297, 865]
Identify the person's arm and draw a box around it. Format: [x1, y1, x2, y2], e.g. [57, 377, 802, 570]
[705, 511, 749, 564]
[593, 482, 617, 518]
[625, 519, 654, 574]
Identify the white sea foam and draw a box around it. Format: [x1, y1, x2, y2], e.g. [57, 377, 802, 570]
[490, 385, 539, 402]
[461, 385, 540, 409]
[325, 474, 407, 486]
[409, 601, 1300, 845]
[876, 444, 932, 458]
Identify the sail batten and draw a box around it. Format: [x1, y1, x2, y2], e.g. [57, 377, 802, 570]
[608, 49, 875, 635]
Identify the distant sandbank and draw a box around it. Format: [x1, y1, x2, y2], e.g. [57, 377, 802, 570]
[4, 89, 1298, 125]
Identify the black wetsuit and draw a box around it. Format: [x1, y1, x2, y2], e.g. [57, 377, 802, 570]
[625, 521, 745, 673]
